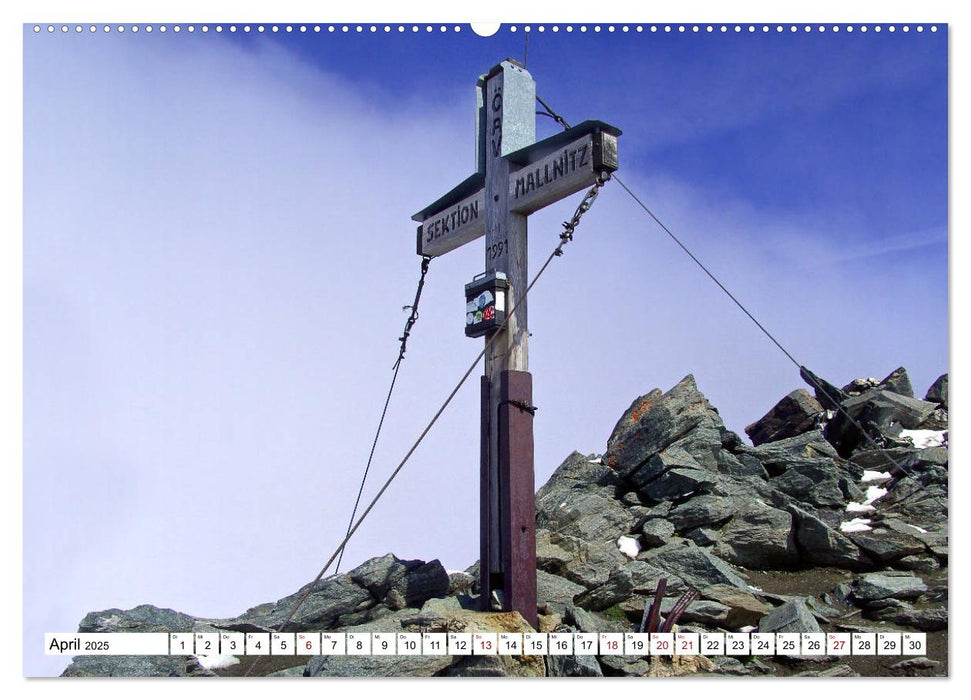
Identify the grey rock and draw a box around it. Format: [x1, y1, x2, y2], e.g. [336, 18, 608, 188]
[629, 446, 703, 488]
[891, 657, 941, 673]
[758, 599, 821, 634]
[267, 664, 307, 677]
[848, 527, 927, 563]
[718, 451, 768, 478]
[535, 528, 627, 589]
[447, 571, 476, 597]
[237, 574, 375, 631]
[536, 452, 636, 543]
[640, 468, 718, 502]
[640, 518, 675, 547]
[668, 494, 734, 531]
[574, 568, 634, 611]
[537, 570, 586, 616]
[788, 504, 871, 570]
[305, 653, 454, 677]
[877, 367, 915, 398]
[62, 656, 213, 677]
[700, 584, 772, 628]
[623, 559, 687, 595]
[684, 527, 721, 547]
[795, 664, 858, 677]
[714, 499, 797, 570]
[769, 458, 847, 508]
[853, 572, 927, 602]
[546, 654, 603, 677]
[599, 655, 652, 676]
[896, 555, 940, 573]
[713, 657, 750, 675]
[826, 390, 938, 457]
[604, 375, 724, 477]
[564, 603, 627, 633]
[925, 374, 948, 407]
[740, 430, 839, 472]
[78, 604, 197, 634]
[640, 542, 749, 590]
[745, 389, 823, 446]
[800, 366, 847, 410]
[866, 601, 947, 631]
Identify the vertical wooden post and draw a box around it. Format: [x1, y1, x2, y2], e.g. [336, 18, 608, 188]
[478, 59, 537, 625]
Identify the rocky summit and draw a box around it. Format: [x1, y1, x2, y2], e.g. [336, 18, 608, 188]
[63, 368, 948, 678]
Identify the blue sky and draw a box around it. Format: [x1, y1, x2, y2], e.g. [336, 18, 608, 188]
[22, 22, 947, 676]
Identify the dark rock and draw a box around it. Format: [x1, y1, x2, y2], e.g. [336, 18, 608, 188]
[853, 572, 927, 602]
[700, 584, 772, 628]
[536, 452, 636, 543]
[740, 430, 839, 473]
[896, 555, 940, 573]
[786, 506, 854, 564]
[865, 601, 947, 631]
[758, 599, 821, 634]
[745, 389, 823, 446]
[924, 374, 948, 406]
[800, 366, 847, 411]
[718, 451, 769, 478]
[795, 664, 857, 677]
[535, 529, 626, 589]
[684, 527, 720, 547]
[267, 665, 306, 677]
[640, 468, 718, 502]
[714, 499, 797, 569]
[826, 390, 938, 457]
[77, 605, 197, 634]
[623, 559, 686, 595]
[891, 657, 941, 673]
[447, 571, 475, 597]
[628, 445, 703, 488]
[537, 570, 586, 616]
[237, 574, 374, 631]
[573, 568, 634, 611]
[640, 542, 748, 590]
[847, 526, 926, 564]
[348, 554, 449, 608]
[599, 655, 652, 676]
[712, 657, 750, 675]
[62, 656, 213, 677]
[546, 654, 603, 677]
[604, 375, 724, 476]
[667, 495, 734, 531]
[564, 603, 627, 633]
[877, 367, 915, 398]
[769, 458, 847, 508]
[639, 518, 675, 547]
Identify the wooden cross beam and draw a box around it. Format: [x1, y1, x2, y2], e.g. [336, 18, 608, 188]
[412, 59, 620, 627]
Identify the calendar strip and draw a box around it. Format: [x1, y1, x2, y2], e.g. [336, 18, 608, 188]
[46, 631, 928, 657]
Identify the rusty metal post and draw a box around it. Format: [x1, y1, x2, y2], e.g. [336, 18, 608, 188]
[498, 369, 537, 628]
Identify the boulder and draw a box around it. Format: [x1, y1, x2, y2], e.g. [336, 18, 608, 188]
[852, 572, 927, 603]
[714, 500, 797, 569]
[758, 599, 822, 634]
[536, 452, 635, 543]
[847, 526, 927, 564]
[535, 529, 627, 589]
[924, 374, 948, 406]
[799, 366, 848, 411]
[745, 389, 823, 446]
[348, 554, 449, 608]
[639, 543, 749, 590]
[536, 570, 586, 616]
[573, 568, 634, 612]
[825, 390, 938, 457]
[639, 468, 718, 502]
[787, 505, 871, 570]
[667, 494, 734, 532]
[700, 585, 772, 628]
[769, 458, 848, 508]
[604, 375, 724, 477]
[546, 654, 603, 677]
[877, 367, 915, 398]
[639, 518, 676, 547]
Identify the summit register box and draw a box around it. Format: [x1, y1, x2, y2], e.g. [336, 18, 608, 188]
[464, 271, 509, 338]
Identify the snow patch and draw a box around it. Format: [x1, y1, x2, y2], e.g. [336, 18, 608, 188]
[846, 502, 875, 513]
[617, 535, 641, 559]
[196, 654, 240, 670]
[861, 470, 892, 483]
[588, 458, 603, 465]
[747, 585, 763, 593]
[899, 429, 947, 449]
[840, 518, 873, 533]
[865, 485, 888, 505]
